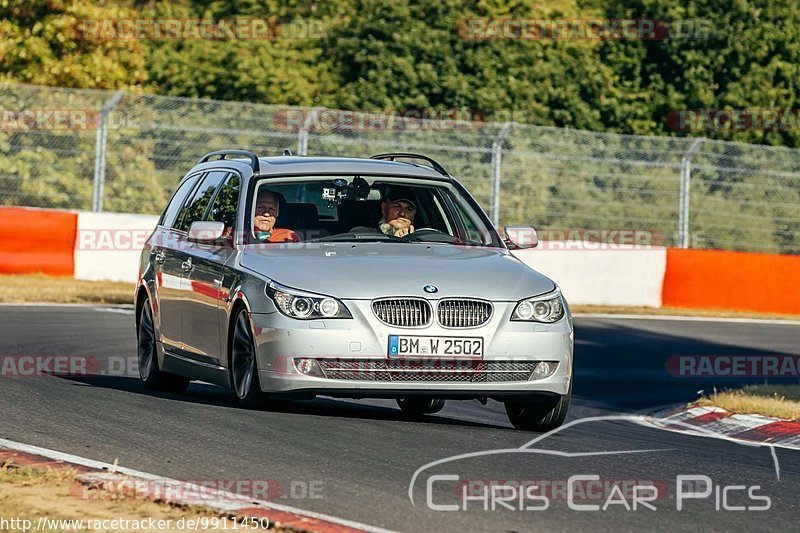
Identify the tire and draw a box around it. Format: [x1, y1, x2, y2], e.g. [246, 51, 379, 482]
[396, 397, 446, 418]
[229, 308, 288, 410]
[504, 386, 571, 431]
[137, 297, 189, 394]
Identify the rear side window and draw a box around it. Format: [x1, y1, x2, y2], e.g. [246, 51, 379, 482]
[160, 174, 201, 227]
[174, 171, 228, 231]
[207, 173, 240, 228]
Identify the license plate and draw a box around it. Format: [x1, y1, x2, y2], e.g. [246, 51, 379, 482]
[388, 335, 483, 358]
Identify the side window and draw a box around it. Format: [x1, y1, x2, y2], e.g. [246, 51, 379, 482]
[174, 171, 227, 232]
[207, 173, 240, 229]
[160, 174, 201, 227]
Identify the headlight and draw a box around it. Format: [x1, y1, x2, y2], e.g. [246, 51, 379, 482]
[511, 290, 564, 323]
[266, 282, 352, 320]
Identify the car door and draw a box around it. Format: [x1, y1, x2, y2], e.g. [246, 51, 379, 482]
[182, 172, 240, 362]
[152, 172, 203, 352]
[159, 170, 229, 358]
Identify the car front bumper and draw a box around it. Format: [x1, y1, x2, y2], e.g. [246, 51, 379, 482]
[251, 300, 573, 399]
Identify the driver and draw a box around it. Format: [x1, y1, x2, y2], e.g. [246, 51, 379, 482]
[379, 187, 417, 238]
[253, 189, 301, 242]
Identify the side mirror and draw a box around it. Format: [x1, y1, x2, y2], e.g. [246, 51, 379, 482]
[188, 221, 226, 244]
[504, 226, 538, 249]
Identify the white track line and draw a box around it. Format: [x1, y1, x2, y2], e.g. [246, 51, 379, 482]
[0, 438, 395, 533]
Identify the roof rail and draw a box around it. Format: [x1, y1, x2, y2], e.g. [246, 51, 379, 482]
[197, 149, 260, 173]
[370, 153, 449, 177]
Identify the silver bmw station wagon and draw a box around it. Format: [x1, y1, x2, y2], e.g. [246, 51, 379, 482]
[135, 150, 573, 430]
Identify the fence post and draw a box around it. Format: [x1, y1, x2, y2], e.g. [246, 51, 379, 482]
[297, 108, 323, 156]
[491, 122, 513, 228]
[678, 137, 705, 248]
[92, 90, 125, 212]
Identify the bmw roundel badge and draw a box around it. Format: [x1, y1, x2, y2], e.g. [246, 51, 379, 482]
[423, 285, 438, 294]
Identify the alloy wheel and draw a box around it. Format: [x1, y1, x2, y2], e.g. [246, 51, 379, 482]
[231, 311, 256, 399]
[137, 301, 156, 381]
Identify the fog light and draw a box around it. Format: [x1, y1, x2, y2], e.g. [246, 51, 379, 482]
[531, 361, 557, 379]
[294, 358, 322, 376]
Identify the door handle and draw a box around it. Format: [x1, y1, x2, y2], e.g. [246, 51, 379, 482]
[153, 250, 166, 265]
[181, 257, 193, 272]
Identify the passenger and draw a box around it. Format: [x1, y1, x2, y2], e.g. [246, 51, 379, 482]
[253, 189, 301, 242]
[379, 188, 417, 238]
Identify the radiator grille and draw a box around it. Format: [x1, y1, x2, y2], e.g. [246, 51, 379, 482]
[316, 359, 537, 383]
[372, 298, 432, 327]
[437, 299, 493, 328]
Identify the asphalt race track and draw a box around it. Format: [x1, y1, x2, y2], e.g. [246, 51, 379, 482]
[1, 305, 798, 532]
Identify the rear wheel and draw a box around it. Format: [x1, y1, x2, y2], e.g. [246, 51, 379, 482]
[137, 297, 189, 393]
[396, 397, 446, 418]
[504, 386, 571, 431]
[230, 308, 288, 410]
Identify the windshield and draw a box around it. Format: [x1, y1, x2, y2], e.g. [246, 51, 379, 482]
[245, 176, 503, 248]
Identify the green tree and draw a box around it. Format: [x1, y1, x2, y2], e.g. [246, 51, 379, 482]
[596, 0, 800, 146]
[0, 0, 149, 89]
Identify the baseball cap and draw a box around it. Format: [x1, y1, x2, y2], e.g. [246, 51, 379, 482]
[383, 185, 417, 209]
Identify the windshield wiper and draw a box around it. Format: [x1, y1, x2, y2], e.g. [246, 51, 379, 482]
[400, 231, 463, 245]
[306, 232, 393, 243]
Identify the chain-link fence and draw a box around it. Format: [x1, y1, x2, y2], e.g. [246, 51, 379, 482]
[1, 82, 798, 254]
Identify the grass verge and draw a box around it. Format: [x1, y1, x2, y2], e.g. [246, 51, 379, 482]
[0, 275, 134, 305]
[0, 461, 276, 532]
[695, 385, 800, 420]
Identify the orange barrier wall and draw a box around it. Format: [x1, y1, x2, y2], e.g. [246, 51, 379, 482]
[0, 207, 77, 276]
[663, 248, 800, 314]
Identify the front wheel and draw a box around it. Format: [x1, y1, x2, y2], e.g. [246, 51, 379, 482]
[137, 298, 189, 393]
[230, 308, 288, 410]
[504, 387, 571, 431]
[396, 397, 446, 418]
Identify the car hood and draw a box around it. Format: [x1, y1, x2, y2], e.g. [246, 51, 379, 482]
[240, 242, 555, 300]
